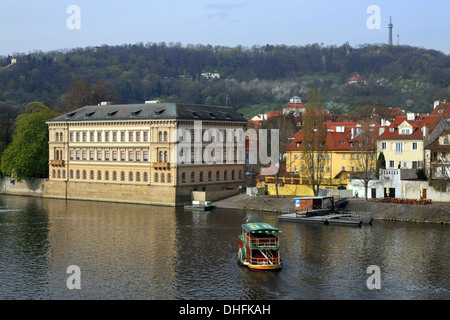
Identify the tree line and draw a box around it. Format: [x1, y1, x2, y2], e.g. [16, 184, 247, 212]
[0, 42, 449, 114]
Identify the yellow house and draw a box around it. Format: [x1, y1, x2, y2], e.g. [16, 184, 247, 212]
[376, 114, 445, 170]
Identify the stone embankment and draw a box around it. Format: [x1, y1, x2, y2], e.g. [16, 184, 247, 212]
[214, 194, 449, 224]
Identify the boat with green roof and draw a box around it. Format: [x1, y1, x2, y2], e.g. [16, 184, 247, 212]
[237, 222, 282, 271]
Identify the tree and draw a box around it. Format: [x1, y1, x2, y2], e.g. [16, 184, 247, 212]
[63, 78, 122, 111]
[1, 102, 59, 181]
[376, 151, 386, 178]
[260, 113, 297, 197]
[350, 122, 378, 200]
[300, 88, 329, 196]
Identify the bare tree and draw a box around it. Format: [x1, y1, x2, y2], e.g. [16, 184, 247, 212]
[350, 122, 378, 200]
[300, 88, 330, 196]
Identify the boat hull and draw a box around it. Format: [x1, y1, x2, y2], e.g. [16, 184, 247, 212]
[237, 254, 281, 270]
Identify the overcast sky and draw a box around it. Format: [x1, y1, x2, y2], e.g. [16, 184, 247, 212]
[1, 0, 449, 56]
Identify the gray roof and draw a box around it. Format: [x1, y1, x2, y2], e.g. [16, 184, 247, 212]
[48, 103, 246, 123]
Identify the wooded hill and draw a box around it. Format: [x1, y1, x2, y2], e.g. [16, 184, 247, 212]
[1, 42, 449, 116]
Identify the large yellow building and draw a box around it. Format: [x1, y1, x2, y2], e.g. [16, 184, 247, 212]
[45, 102, 247, 206]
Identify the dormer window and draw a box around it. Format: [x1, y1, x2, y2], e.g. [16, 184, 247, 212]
[107, 110, 118, 117]
[389, 128, 395, 132]
[131, 109, 142, 116]
[400, 129, 411, 134]
[85, 111, 96, 117]
[155, 109, 165, 115]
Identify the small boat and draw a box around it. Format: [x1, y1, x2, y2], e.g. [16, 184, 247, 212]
[237, 222, 282, 271]
[184, 200, 215, 211]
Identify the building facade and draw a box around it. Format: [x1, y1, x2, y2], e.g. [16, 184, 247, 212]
[45, 102, 247, 206]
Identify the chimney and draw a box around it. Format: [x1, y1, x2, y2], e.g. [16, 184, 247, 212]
[422, 125, 429, 138]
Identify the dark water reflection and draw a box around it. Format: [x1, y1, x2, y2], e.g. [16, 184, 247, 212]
[0, 194, 448, 300]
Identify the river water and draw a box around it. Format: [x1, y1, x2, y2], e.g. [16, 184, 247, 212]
[0, 194, 448, 300]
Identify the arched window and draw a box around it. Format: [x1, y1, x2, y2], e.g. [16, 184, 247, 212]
[105, 171, 109, 180]
[199, 172, 204, 181]
[164, 131, 168, 141]
[136, 172, 140, 182]
[52, 170, 56, 178]
[83, 170, 87, 179]
[90, 170, 94, 180]
[224, 170, 228, 180]
[121, 172, 125, 181]
[97, 171, 102, 180]
[70, 170, 74, 179]
[159, 131, 163, 142]
[113, 171, 117, 180]
[143, 172, 148, 182]
[155, 173, 159, 182]
[208, 171, 212, 181]
[191, 172, 195, 182]
[57, 170, 61, 178]
[231, 170, 235, 180]
[168, 173, 172, 183]
[181, 172, 186, 183]
[159, 151, 163, 162]
[164, 151, 168, 162]
[129, 172, 133, 181]
[216, 171, 220, 180]
[239, 170, 242, 179]
[62, 170, 66, 179]
[76, 170, 80, 179]
[161, 173, 165, 183]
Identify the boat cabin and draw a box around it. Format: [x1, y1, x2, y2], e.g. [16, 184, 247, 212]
[238, 222, 281, 270]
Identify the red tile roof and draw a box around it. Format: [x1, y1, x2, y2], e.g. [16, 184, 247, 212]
[431, 102, 450, 117]
[377, 115, 444, 141]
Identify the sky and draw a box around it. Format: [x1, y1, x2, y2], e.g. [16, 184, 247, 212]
[0, 0, 449, 56]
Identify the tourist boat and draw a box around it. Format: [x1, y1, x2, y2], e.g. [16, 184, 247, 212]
[237, 222, 282, 271]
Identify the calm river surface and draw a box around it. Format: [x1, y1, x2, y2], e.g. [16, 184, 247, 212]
[0, 194, 448, 300]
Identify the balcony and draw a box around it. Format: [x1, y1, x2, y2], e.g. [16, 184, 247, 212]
[50, 160, 65, 167]
[152, 162, 170, 170]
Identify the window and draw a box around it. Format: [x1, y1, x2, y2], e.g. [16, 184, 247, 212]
[294, 166, 297, 174]
[113, 151, 117, 161]
[90, 150, 94, 160]
[216, 171, 220, 180]
[161, 173, 165, 183]
[76, 151, 80, 160]
[389, 160, 395, 168]
[143, 172, 148, 182]
[155, 173, 159, 182]
[159, 131, 163, 142]
[412, 142, 418, 150]
[164, 132, 168, 142]
[181, 172, 186, 183]
[83, 132, 87, 142]
[167, 174, 172, 183]
[129, 151, 134, 161]
[136, 132, 140, 142]
[83, 170, 87, 179]
[121, 132, 126, 142]
[90, 132, 94, 142]
[97, 132, 102, 142]
[143, 151, 148, 162]
[136, 172, 140, 182]
[164, 151, 168, 162]
[121, 151, 126, 161]
[143, 132, 148, 142]
[105, 171, 109, 180]
[82, 151, 87, 160]
[199, 172, 204, 182]
[113, 172, 117, 181]
[70, 133, 74, 142]
[97, 171, 102, 180]
[76, 133, 80, 142]
[121, 172, 125, 181]
[70, 150, 74, 160]
[395, 143, 404, 154]
[342, 166, 345, 171]
[105, 151, 110, 161]
[129, 172, 133, 181]
[239, 170, 242, 179]
[76, 170, 80, 179]
[191, 172, 195, 182]
[129, 132, 133, 142]
[224, 170, 228, 180]
[113, 132, 117, 142]
[70, 170, 74, 179]
[381, 142, 387, 150]
[231, 170, 235, 180]
[97, 150, 102, 160]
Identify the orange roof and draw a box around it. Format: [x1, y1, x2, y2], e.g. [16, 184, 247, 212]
[287, 129, 349, 152]
[283, 103, 308, 109]
[377, 115, 444, 141]
[431, 102, 450, 117]
[267, 110, 283, 118]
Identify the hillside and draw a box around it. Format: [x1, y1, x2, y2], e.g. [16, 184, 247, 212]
[0, 42, 449, 115]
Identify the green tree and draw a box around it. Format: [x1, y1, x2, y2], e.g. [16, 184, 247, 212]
[376, 151, 386, 178]
[1, 102, 59, 181]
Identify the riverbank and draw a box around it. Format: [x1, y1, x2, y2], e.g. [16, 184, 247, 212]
[214, 194, 450, 224]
